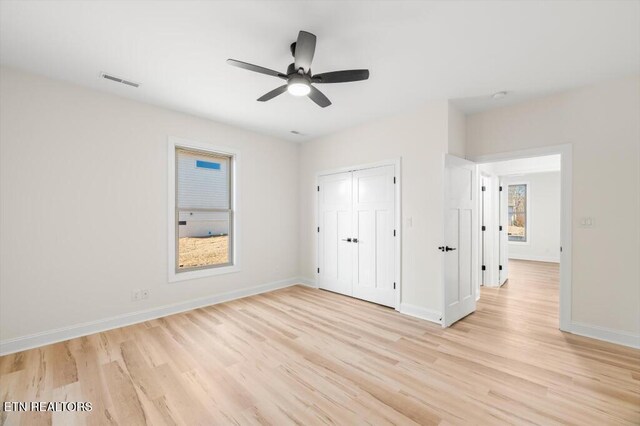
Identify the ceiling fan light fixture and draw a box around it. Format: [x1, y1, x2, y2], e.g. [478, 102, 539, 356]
[287, 78, 311, 96]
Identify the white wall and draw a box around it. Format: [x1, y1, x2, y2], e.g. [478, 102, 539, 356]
[0, 67, 299, 347]
[467, 75, 640, 338]
[299, 101, 457, 320]
[502, 172, 561, 263]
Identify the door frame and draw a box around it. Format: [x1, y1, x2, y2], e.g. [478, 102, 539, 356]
[316, 158, 402, 310]
[470, 144, 572, 332]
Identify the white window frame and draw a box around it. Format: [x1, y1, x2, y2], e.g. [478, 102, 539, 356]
[168, 136, 241, 282]
[507, 180, 531, 246]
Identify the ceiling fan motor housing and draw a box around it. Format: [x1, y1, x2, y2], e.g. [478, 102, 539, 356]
[287, 62, 309, 76]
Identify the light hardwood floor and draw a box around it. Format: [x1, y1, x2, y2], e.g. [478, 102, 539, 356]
[1, 260, 639, 425]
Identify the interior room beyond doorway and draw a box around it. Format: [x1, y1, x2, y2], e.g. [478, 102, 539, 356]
[477, 154, 562, 316]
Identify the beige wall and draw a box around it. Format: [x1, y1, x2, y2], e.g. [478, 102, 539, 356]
[447, 102, 467, 158]
[0, 67, 300, 342]
[2, 65, 637, 349]
[298, 102, 450, 315]
[467, 75, 640, 335]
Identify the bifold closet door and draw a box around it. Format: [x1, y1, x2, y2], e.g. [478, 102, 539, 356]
[352, 165, 396, 307]
[317, 172, 353, 296]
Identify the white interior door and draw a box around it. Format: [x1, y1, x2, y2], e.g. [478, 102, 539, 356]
[499, 181, 509, 285]
[443, 155, 477, 327]
[352, 165, 396, 307]
[481, 176, 487, 286]
[318, 172, 353, 296]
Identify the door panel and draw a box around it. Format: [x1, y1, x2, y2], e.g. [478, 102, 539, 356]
[318, 172, 353, 296]
[499, 180, 509, 285]
[445, 209, 460, 305]
[356, 210, 375, 287]
[443, 155, 477, 326]
[352, 165, 396, 307]
[375, 209, 394, 291]
[459, 209, 473, 299]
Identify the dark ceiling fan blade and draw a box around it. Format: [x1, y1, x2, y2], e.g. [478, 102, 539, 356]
[312, 69, 370, 83]
[294, 31, 316, 72]
[308, 85, 331, 108]
[227, 59, 286, 79]
[257, 85, 289, 102]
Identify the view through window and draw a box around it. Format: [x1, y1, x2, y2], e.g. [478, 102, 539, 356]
[176, 148, 233, 270]
[508, 184, 527, 242]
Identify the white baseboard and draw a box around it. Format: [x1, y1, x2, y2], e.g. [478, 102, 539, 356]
[508, 254, 560, 263]
[296, 277, 318, 288]
[568, 321, 640, 349]
[400, 303, 442, 325]
[0, 277, 305, 356]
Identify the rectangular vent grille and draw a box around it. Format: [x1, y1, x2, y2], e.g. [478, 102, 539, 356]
[101, 73, 140, 88]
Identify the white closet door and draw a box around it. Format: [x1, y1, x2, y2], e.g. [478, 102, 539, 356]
[318, 172, 353, 296]
[352, 165, 396, 307]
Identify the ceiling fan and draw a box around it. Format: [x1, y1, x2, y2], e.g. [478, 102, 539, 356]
[227, 31, 370, 108]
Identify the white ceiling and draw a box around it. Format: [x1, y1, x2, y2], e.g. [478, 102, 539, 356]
[1, 1, 638, 142]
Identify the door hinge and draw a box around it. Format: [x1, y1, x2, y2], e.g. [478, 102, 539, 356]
[482, 265, 486, 271]
[317, 185, 320, 192]
[499, 265, 503, 271]
[481, 225, 486, 231]
[499, 225, 503, 231]
[499, 186, 503, 192]
[393, 176, 396, 184]
[317, 226, 320, 233]
[481, 186, 486, 191]
[393, 229, 396, 237]
[560, 246, 563, 252]
[317, 267, 320, 274]
[393, 282, 396, 289]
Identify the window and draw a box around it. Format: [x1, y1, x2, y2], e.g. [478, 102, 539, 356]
[508, 184, 527, 242]
[168, 138, 239, 282]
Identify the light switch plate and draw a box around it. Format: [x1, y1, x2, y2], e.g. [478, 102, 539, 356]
[579, 217, 594, 228]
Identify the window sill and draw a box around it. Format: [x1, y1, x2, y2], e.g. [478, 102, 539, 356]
[169, 264, 241, 283]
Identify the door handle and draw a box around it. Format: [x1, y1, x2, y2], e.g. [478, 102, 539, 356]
[341, 238, 352, 242]
[438, 246, 446, 252]
[445, 246, 456, 251]
[352, 238, 359, 243]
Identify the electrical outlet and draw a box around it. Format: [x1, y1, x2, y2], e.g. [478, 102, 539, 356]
[141, 289, 149, 300]
[131, 289, 141, 302]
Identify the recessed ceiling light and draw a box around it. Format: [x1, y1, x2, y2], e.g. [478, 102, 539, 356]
[492, 91, 508, 100]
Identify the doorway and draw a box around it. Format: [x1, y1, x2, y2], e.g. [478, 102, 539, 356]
[316, 160, 401, 308]
[472, 145, 572, 331]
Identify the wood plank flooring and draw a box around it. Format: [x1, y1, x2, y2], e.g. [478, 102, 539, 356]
[1, 260, 639, 425]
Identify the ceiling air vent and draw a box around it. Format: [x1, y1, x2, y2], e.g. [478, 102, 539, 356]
[100, 72, 140, 88]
